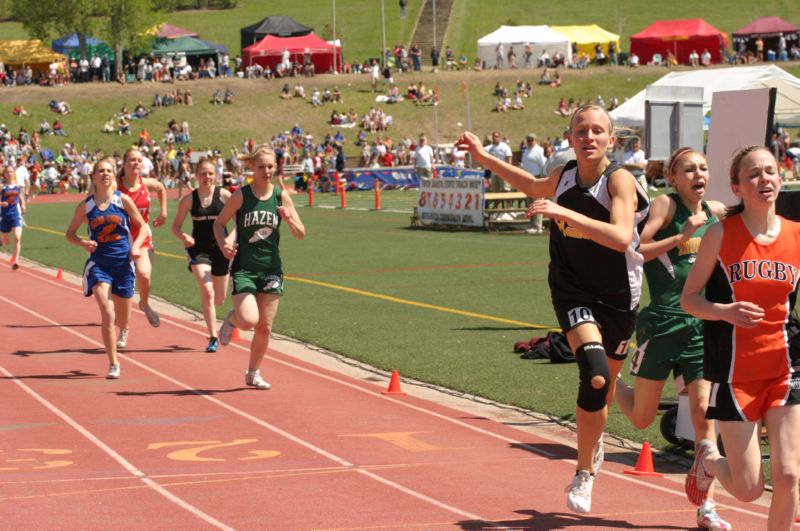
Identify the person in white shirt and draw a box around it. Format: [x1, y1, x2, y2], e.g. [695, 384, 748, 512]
[413, 135, 434, 178]
[485, 131, 513, 192]
[520, 133, 547, 234]
[15, 161, 30, 199]
[623, 137, 649, 190]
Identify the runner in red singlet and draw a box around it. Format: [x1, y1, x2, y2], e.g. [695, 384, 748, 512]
[117, 147, 168, 337]
[681, 146, 800, 529]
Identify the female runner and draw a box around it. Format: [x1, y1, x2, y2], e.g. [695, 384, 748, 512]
[1, 164, 26, 270]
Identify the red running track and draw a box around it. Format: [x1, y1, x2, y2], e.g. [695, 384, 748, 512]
[0, 261, 774, 529]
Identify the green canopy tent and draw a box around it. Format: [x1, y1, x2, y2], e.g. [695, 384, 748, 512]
[151, 36, 219, 66]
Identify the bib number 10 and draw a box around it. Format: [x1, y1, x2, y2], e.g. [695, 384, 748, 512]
[567, 306, 595, 328]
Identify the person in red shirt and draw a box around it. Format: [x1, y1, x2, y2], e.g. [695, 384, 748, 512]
[116, 148, 168, 342]
[682, 146, 800, 529]
[379, 149, 394, 167]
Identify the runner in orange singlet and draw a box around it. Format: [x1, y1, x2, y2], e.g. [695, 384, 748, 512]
[682, 146, 800, 529]
[117, 148, 167, 340]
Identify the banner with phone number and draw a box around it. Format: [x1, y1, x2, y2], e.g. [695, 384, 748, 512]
[418, 177, 485, 227]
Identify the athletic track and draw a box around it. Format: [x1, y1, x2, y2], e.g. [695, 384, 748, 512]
[0, 248, 778, 529]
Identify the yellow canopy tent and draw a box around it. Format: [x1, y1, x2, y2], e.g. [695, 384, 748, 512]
[551, 24, 620, 59]
[0, 40, 65, 72]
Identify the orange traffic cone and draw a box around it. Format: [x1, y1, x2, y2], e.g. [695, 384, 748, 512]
[231, 327, 242, 341]
[624, 441, 663, 477]
[382, 369, 406, 395]
[55, 268, 64, 281]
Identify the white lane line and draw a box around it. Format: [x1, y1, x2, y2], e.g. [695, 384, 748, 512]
[0, 334, 232, 528]
[7, 268, 770, 522]
[0, 293, 490, 525]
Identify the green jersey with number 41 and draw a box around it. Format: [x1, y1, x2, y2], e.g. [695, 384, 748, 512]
[644, 193, 715, 310]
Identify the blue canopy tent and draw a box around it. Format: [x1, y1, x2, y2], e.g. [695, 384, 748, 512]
[197, 38, 228, 55]
[52, 33, 114, 60]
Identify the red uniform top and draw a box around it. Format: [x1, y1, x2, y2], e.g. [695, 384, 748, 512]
[117, 176, 153, 249]
[704, 214, 800, 383]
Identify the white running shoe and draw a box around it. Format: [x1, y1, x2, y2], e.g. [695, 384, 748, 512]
[107, 363, 121, 379]
[593, 437, 605, 475]
[139, 302, 161, 328]
[686, 439, 717, 506]
[245, 370, 271, 390]
[116, 329, 129, 349]
[697, 500, 732, 530]
[566, 470, 594, 514]
[219, 310, 235, 346]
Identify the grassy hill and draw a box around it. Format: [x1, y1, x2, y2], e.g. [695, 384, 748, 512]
[2, 1, 799, 63]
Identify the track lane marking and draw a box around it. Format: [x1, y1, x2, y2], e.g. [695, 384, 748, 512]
[3, 267, 770, 522]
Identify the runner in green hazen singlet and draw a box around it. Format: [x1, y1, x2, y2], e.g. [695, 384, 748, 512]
[614, 148, 731, 531]
[213, 145, 305, 390]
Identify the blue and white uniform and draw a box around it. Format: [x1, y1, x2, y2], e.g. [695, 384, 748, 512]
[0, 185, 23, 233]
[82, 192, 135, 298]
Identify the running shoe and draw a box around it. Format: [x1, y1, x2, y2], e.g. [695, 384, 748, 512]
[697, 500, 732, 530]
[11, 262, 19, 270]
[593, 436, 605, 475]
[565, 470, 594, 514]
[206, 337, 219, 353]
[245, 370, 271, 390]
[116, 329, 129, 349]
[686, 439, 717, 506]
[219, 310, 235, 346]
[107, 363, 121, 379]
[139, 302, 161, 328]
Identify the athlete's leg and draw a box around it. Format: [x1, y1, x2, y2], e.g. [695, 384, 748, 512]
[566, 323, 607, 474]
[687, 378, 716, 443]
[10, 226, 21, 264]
[135, 249, 153, 306]
[191, 263, 216, 337]
[113, 292, 131, 335]
[230, 292, 258, 331]
[212, 273, 229, 307]
[706, 420, 764, 501]
[615, 377, 666, 430]
[249, 294, 279, 372]
[91, 283, 116, 365]
[763, 404, 800, 530]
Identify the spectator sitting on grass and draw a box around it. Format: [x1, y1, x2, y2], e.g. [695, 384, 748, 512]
[494, 96, 508, 112]
[331, 86, 343, 103]
[511, 92, 525, 110]
[310, 88, 322, 106]
[321, 87, 333, 103]
[223, 88, 235, 104]
[294, 83, 306, 98]
[387, 85, 402, 103]
[49, 100, 72, 115]
[210, 89, 223, 104]
[118, 117, 131, 135]
[53, 120, 68, 136]
[39, 120, 52, 135]
[12, 105, 30, 117]
[280, 83, 291, 99]
[133, 102, 149, 118]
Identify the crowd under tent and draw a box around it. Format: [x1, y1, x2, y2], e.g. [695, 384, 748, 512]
[476, 25, 571, 69]
[242, 32, 341, 73]
[732, 17, 800, 57]
[551, 24, 620, 59]
[609, 65, 800, 128]
[240, 15, 313, 51]
[630, 18, 728, 65]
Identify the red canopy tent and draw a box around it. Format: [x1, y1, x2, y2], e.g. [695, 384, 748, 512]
[157, 23, 199, 39]
[630, 19, 728, 65]
[242, 33, 342, 73]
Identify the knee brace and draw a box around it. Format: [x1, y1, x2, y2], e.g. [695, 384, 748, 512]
[576, 342, 610, 412]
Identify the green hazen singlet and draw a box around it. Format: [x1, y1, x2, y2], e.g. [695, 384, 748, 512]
[232, 184, 282, 273]
[643, 192, 715, 310]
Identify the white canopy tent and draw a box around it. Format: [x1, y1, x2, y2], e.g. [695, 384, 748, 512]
[610, 65, 800, 127]
[477, 25, 571, 69]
